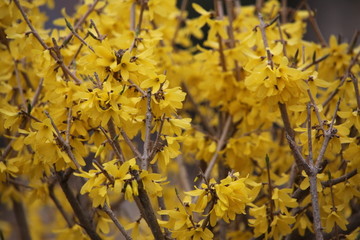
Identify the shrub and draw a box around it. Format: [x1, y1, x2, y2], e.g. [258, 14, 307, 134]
[0, 0, 359, 239]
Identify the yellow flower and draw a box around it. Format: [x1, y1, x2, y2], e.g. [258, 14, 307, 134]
[248, 205, 269, 237]
[272, 188, 298, 214]
[269, 214, 296, 239]
[140, 73, 167, 93]
[323, 204, 349, 233]
[245, 56, 308, 103]
[113, 50, 138, 81]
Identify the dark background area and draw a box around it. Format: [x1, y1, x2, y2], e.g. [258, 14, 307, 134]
[43, 0, 360, 43]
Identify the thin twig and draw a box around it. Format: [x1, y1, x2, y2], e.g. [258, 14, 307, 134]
[347, 30, 359, 54]
[278, 102, 295, 139]
[350, 73, 360, 112]
[12, 198, 31, 240]
[322, 47, 360, 107]
[315, 98, 341, 170]
[142, 89, 152, 170]
[281, 0, 287, 23]
[20, 110, 41, 123]
[322, 169, 357, 188]
[99, 125, 125, 163]
[214, 0, 227, 72]
[307, 103, 313, 165]
[129, 0, 147, 52]
[149, 115, 165, 159]
[57, 172, 101, 240]
[134, 180, 165, 240]
[257, 13, 274, 69]
[225, 0, 242, 81]
[265, 154, 275, 221]
[285, 133, 312, 174]
[44, 111, 82, 170]
[31, 78, 44, 107]
[301, 54, 329, 71]
[62, 0, 100, 47]
[49, 184, 75, 228]
[65, 18, 95, 52]
[307, 89, 324, 131]
[93, 159, 115, 183]
[181, 82, 216, 136]
[102, 204, 132, 240]
[120, 130, 142, 160]
[13, 0, 82, 84]
[107, 119, 126, 163]
[175, 155, 192, 191]
[128, 79, 146, 96]
[14, 60, 27, 111]
[66, 108, 72, 145]
[171, 0, 189, 47]
[305, 3, 327, 47]
[202, 115, 232, 182]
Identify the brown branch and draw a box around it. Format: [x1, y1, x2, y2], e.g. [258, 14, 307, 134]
[308, 172, 324, 240]
[150, 164, 171, 238]
[276, 17, 287, 57]
[307, 89, 325, 131]
[0, 77, 43, 162]
[225, 0, 242, 81]
[175, 156, 192, 191]
[129, 0, 147, 52]
[31, 78, 44, 107]
[347, 30, 359, 54]
[102, 204, 132, 240]
[214, 0, 227, 72]
[12, 198, 31, 240]
[149, 115, 165, 160]
[62, 0, 101, 47]
[281, 0, 287, 23]
[93, 159, 115, 183]
[134, 179, 165, 240]
[285, 133, 312, 174]
[99, 124, 125, 163]
[13, 0, 82, 84]
[20, 110, 41, 123]
[301, 54, 329, 71]
[305, 3, 327, 47]
[265, 155, 275, 222]
[44, 111, 81, 170]
[171, 0, 189, 47]
[182, 83, 215, 136]
[278, 102, 295, 139]
[315, 98, 340, 170]
[130, 3, 136, 31]
[306, 103, 313, 164]
[107, 119, 125, 163]
[257, 13, 274, 69]
[49, 184, 75, 228]
[323, 169, 357, 188]
[57, 172, 101, 240]
[142, 89, 152, 170]
[14, 60, 27, 111]
[120, 129, 142, 160]
[322, 51, 360, 107]
[128, 79, 146, 96]
[350, 73, 360, 112]
[65, 18, 94, 52]
[203, 115, 232, 182]
[66, 108, 72, 145]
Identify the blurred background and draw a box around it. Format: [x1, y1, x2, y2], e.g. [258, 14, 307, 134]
[43, 0, 360, 43]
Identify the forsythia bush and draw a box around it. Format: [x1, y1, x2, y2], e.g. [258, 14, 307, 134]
[0, 0, 359, 239]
